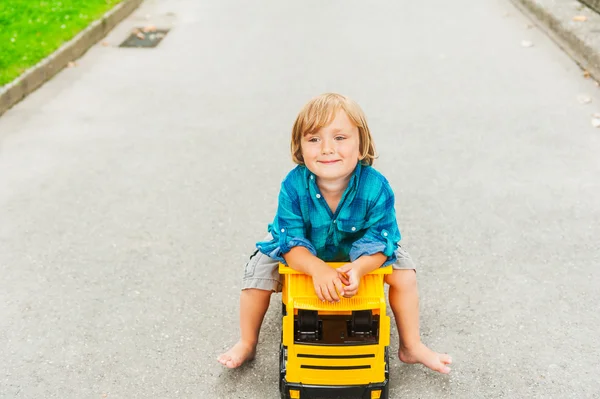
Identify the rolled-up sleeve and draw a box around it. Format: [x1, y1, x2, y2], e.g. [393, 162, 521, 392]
[349, 185, 401, 266]
[256, 180, 316, 263]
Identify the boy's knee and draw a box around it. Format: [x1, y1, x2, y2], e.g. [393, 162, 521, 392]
[386, 268, 417, 289]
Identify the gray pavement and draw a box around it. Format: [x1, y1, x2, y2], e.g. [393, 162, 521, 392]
[1, 0, 600, 398]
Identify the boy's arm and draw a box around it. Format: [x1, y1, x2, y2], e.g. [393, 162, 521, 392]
[337, 252, 387, 298]
[351, 252, 387, 275]
[283, 246, 344, 302]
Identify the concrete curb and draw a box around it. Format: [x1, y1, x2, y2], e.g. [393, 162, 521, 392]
[580, 0, 600, 14]
[510, 0, 600, 81]
[0, 0, 144, 117]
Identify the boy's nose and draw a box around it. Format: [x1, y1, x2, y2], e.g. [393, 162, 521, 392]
[321, 140, 334, 154]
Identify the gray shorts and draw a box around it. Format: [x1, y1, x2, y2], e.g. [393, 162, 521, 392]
[242, 244, 416, 292]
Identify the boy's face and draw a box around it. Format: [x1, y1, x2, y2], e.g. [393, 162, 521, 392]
[301, 110, 361, 185]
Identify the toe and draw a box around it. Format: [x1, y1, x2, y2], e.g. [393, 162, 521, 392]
[438, 364, 451, 374]
[217, 358, 227, 365]
[440, 354, 452, 365]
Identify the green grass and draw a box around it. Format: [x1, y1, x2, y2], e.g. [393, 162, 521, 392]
[0, 0, 122, 86]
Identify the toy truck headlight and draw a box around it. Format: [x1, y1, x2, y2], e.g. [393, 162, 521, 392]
[371, 389, 382, 399]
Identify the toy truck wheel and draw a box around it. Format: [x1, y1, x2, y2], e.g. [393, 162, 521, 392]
[381, 347, 390, 399]
[351, 310, 374, 335]
[279, 343, 287, 399]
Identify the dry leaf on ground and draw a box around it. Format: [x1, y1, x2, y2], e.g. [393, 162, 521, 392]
[577, 95, 592, 104]
[573, 15, 587, 22]
[583, 70, 591, 79]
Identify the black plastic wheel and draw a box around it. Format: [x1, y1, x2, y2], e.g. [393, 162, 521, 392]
[381, 347, 390, 399]
[351, 310, 373, 334]
[384, 346, 390, 380]
[298, 309, 318, 331]
[279, 343, 287, 398]
[381, 384, 390, 399]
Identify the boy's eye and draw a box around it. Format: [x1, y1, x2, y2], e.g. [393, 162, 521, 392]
[334, 136, 345, 141]
[307, 137, 319, 143]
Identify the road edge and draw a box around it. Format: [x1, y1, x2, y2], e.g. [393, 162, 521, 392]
[0, 0, 144, 117]
[510, 0, 600, 81]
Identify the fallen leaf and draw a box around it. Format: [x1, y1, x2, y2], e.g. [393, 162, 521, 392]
[67, 61, 77, 68]
[577, 95, 592, 104]
[592, 118, 600, 128]
[101, 41, 109, 46]
[521, 40, 533, 48]
[136, 32, 145, 40]
[142, 25, 157, 33]
[573, 15, 587, 22]
[583, 70, 591, 79]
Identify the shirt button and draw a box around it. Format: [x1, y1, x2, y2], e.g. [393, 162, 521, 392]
[316, 194, 321, 199]
[281, 228, 285, 233]
[310, 175, 314, 180]
[351, 227, 356, 231]
[383, 232, 388, 237]
[333, 220, 337, 224]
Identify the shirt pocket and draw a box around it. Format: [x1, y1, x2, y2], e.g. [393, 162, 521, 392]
[335, 217, 366, 234]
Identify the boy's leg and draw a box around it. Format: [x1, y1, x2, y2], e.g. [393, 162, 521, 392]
[218, 247, 282, 368]
[218, 288, 272, 368]
[386, 247, 452, 374]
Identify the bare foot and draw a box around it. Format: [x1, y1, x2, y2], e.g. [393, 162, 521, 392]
[217, 341, 256, 369]
[399, 342, 452, 374]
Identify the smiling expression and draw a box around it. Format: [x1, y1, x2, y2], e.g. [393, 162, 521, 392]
[300, 110, 361, 185]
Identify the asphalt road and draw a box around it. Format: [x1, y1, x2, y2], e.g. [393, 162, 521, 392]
[1, 0, 599, 398]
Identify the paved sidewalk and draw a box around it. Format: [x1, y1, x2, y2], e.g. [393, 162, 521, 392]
[1, 0, 600, 398]
[511, 0, 600, 80]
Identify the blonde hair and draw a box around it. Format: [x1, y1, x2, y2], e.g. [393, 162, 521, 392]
[291, 93, 377, 166]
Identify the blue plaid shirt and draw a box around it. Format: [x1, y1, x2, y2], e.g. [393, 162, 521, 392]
[257, 163, 401, 266]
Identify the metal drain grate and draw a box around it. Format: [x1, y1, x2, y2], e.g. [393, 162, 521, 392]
[120, 28, 169, 48]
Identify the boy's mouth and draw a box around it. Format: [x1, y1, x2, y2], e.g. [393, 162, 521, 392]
[318, 160, 340, 164]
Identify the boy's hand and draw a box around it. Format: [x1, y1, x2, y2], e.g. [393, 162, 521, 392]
[336, 263, 365, 298]
[311, 264, 345, 302]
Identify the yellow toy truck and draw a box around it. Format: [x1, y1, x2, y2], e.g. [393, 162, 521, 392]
[279, 263, 392, 399]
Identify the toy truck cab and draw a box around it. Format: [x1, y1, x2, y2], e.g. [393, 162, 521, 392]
[279, 263, 392, 399]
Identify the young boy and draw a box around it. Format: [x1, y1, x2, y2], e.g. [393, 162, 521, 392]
[218, 93, 452, 374]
